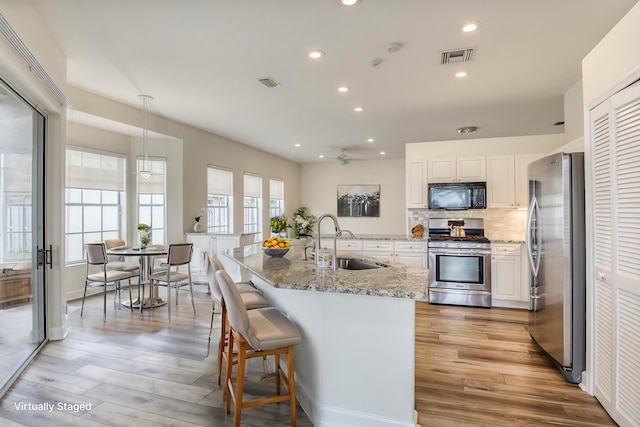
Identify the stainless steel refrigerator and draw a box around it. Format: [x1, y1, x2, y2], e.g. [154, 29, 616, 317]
[526, 152, 586, 384]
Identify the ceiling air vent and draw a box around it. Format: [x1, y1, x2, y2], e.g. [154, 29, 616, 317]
[258, 77, 281, 88]
[440, 48, 474, 65]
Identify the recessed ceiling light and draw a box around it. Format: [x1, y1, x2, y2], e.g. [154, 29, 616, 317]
[457, 126, 478, 134]
[307, 50, 325, 59]
[455, 71, 467, 78]
[367, 138, 374, 143]
[461, 21, 481, 32]
[341, 0, 358, 5]
[354, 106, 364, 112]
[338, 86, 350, 93]
[319, 154, 325, 158]
[294, 143, 301, 147]
[380, 151, 386, 155]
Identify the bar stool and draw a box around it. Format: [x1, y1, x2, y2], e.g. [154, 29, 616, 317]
[206, 254, 270, 385]
[216, 270, 301, 427]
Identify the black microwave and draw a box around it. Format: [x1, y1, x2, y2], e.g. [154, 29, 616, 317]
[428, 182, 486, 210]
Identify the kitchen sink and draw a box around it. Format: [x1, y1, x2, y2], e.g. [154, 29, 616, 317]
[335, 257, 389, 270]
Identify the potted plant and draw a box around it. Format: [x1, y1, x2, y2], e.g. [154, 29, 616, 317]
[292, 207, 316, 238]
[270, 215, 290, 237]
[137, 223, 152, 248]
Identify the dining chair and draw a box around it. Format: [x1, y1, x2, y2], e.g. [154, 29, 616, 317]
[81, 242, 139, 321]
[103, 239, 140, 272]
[216, 269, 301, 427]
[206, 254, 270, 385]
[149, 243, 195, 322]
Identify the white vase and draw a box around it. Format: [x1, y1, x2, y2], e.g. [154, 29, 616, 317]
[193, 221, 204, 233]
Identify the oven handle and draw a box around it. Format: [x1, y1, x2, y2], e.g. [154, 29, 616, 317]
[429, 248, 490, 256]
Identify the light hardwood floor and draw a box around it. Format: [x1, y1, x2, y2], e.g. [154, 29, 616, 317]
[0, 286, 618, 426]
[0, 284, 312, 427]
[415, 302, 617, 427]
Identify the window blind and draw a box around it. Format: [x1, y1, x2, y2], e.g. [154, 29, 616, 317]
[270, 179, 284, 200]
[208, 167, 233, 195]
[137, 158, 166, 194]
[244, 174, 262, 198]
[66, 148, 125, 191]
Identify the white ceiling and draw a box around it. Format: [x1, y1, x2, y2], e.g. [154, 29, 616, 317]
[32, 0, 638, 163]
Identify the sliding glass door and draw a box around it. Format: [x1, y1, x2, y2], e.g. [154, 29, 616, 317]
[0, 79, 46, 394]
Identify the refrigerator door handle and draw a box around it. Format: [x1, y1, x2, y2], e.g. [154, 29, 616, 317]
[526, 196, 541, 277]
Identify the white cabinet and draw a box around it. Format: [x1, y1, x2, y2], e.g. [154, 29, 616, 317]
[428, 156, 486, 183]
[588, 81, 640, 426]
[406, 158, 427, 208]
[487, 156, 516, 208]
[491, 243, 527, 308]
[321, 238, 363, 256]
[362, 240, 394, 263]
[393, 241, 428, 268]
[487, 154, 543, 208]
[362, 240, 427, 267]
[514, 153, 543, 208]
[185, 233, 255, 282]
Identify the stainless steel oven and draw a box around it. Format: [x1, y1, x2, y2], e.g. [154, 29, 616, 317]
[427, 218, 492, 307]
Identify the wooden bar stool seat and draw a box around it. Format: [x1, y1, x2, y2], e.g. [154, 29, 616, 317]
[206, 254, 269, 385]
[216, 270, 301, 427]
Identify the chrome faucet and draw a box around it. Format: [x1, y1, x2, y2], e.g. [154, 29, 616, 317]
[302, 237, 315, 261]
[337, 229, 356, 239]
[316, 213, 341, 270]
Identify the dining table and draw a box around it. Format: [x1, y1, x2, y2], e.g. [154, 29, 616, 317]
[106, 245, 168, 310]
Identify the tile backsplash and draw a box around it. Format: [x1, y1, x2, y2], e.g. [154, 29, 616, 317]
[408, 208, 527, 241]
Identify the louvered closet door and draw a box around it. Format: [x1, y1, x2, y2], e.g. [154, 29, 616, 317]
[590, 98, 615, 411]
[610, 81, 640, 427]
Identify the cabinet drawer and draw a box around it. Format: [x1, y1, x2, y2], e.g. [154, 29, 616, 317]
[363, 240, 394, 252]
[336, 240, 363, 250]
[491, 243, 521, 256]
[394, 241, 427, 252]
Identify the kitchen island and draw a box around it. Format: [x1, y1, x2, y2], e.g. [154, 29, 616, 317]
[223, 244, 429, 427]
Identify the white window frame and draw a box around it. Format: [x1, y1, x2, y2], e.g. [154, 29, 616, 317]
[244, 174, 262, 240]
[65, 147, 126, 264]
[269, 178, 285, 218]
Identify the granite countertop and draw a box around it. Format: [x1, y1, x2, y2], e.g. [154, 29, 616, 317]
[318, 233, 428, 241]
[491, 240, 525, 243]
[224, 244, 429, 299]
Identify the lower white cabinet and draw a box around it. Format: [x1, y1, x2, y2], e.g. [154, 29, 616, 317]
[362, 240, 428, 267]
[491, 243, 527, 308]
[185, 233, 256, 281]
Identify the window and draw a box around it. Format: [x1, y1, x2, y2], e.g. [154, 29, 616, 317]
[137, 158, 166, 245]
[65, 148, 126, 264]
[269, 179, 285, 218]
[207, 167, 233, 233]
[244, 174, 262, 240]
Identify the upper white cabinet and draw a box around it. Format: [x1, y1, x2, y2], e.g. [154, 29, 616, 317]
[514, 153, 544, 208]
[428, 156, 486, 183]
[487, 156, 516, 208]
[487, 154, 543, 208]
[406, 158, 427, 208]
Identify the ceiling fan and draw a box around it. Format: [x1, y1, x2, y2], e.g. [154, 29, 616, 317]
[335, 149, 367, 165]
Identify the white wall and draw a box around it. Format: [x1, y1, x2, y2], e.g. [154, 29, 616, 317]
[564, 79, 584, 142]
[299, 159, 406, 235]
[406, 133, 567, 159]
[583, 2, 640, 107]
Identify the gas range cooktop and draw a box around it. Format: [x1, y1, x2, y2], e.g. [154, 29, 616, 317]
[428, 235, 490, 243]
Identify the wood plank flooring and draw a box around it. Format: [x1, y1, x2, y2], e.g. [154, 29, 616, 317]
[0, 284, 312, 427]
[415, 302, 617, 427]
[0, 286, 618, 426]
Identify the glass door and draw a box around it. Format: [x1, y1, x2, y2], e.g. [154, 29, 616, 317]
[0, 79, 46, 394]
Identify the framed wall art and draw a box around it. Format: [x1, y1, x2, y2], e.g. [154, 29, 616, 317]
[337, 184, 380, 217]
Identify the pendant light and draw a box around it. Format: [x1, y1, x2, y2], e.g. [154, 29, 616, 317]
[138, 94, 153, 179]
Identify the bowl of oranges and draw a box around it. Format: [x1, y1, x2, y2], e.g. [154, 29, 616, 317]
[262, 237, 291, 257]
